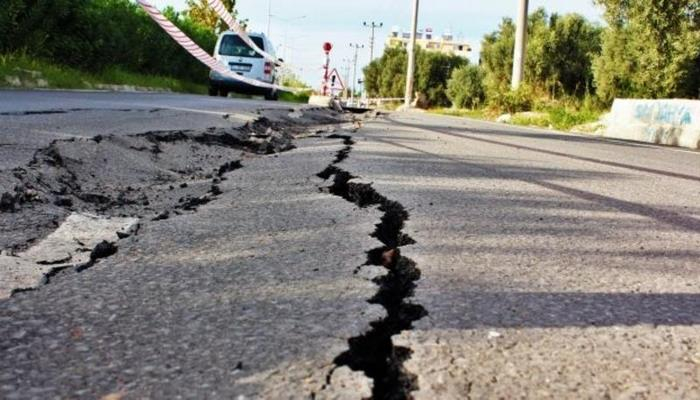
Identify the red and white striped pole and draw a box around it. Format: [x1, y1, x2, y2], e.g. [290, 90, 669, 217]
[322, 42, 333, 96]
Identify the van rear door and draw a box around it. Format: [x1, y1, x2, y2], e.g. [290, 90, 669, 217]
[217, 34, 268, 82]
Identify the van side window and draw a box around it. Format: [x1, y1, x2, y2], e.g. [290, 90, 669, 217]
[219, 35, 265, 58]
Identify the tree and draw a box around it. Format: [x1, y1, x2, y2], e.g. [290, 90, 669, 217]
[447, 65, 486, 109]
[186, 0, 241, 33]
[363, 46, 465, 107]
[416, 50, 467, 106]
[364, 47, 408, 99]
[480, 17, 516, 97]
[480, 8, 602, 101]
[594, 0, 700, 101]
[525, 10, 602, 97]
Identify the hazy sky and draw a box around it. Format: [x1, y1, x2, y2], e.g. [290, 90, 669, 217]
[150, 0, 604, 87]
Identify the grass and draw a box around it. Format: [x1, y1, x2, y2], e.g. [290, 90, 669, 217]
[375, 101, 404, 111]
[511, 107, 603, 130]
[431, 101, 605, 132]
[431, 107, 488, 120]
[0, 53, 207, 94]
[279, 90, 311, 104]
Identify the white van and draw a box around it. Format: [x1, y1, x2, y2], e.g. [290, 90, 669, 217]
[209, 32, 280, 100]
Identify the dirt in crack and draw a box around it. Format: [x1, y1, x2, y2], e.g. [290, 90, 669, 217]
[318, 138, 426, 400]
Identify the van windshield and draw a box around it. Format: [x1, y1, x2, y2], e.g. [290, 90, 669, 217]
[219, 35, 265, 58]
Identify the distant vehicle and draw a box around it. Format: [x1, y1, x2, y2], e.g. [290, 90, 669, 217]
[209, 32, 281, 101]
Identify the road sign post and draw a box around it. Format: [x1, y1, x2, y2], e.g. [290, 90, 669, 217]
[322, 42, 333, 96]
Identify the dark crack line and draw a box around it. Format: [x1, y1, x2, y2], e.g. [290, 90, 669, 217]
[326, 134, 356, 164]
[0, 108, 136, 116]
[318, 135, 426, 400]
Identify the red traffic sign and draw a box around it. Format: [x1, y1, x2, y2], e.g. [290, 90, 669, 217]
[323, 42, 333, 53]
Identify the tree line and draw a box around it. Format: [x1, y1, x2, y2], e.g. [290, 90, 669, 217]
[364, 1, 700, 110]
[0, 0, 238, 84]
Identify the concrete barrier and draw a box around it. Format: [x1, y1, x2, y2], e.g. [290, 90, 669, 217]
[605, 99, 700, 150]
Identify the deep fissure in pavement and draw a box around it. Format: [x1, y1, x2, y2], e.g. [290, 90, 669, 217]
[0, 115, 303, 252]
[326, 134, 355, 164]
[318, 136, 426, 400]
[3, 108, 350, 296]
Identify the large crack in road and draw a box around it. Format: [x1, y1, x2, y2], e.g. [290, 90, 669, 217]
[0, 108, 345, 252]
[1, 107, 350, 297]
[318, 135, 427, 400]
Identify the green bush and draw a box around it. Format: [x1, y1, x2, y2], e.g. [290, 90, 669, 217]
[488, 84, 535, 114]
[278, 90, 311, 104]
[447, 65, 486, 109]
[0, 53, 208, 93]
[0, 0, 216, 84]
[547, 107, 600, 129]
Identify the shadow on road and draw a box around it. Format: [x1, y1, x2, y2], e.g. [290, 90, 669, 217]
[386, 116, 700, 183]
[415, 291, 700, 329]
[370, 137, 700, 234]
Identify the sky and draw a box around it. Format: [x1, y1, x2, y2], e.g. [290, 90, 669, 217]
[150, 0, 604, 88]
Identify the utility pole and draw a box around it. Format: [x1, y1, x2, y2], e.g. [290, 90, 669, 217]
[342, 58, 352, 98]
[350, 43, 364, 105]
[511, 0, 529, 90]
[267, 0, 272, 37]
[363, 21, 384, 61]
[404, 0, 420, 108]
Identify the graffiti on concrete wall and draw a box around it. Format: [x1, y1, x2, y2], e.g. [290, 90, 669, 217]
[607, 99, 700, 150]
[632, 103, 694, 145]
[634, 103, 693, 126]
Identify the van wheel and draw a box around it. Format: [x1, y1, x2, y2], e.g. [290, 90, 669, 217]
[265, 90, 279, 101]
[218, 89, 229, 98]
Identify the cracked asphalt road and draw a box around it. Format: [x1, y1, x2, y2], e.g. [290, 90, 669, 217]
[342, 112, 700, 398]
[1, 91, 700, 399]
[1, 91, 379, 399]
[2, 135, 381, 399]
[0, 90, 299, 171]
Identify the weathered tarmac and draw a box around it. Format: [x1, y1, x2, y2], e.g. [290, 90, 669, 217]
[342, 112, 700, 398]
[1, 90, 699, 399]
[0, 91, 386, 398]
[0, 92, 344, 253]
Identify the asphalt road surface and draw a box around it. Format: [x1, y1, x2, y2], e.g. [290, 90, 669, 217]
[1, 90, 699, 399]
[0, 90, 290, 171]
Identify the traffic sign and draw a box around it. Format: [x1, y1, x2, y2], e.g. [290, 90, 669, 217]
[323, 42, 333, 54]
[328, 68, 345, 90]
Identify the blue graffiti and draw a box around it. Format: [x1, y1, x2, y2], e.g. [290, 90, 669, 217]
[635, 104, 654, 120]
[634, 103, 693, 126]
[681, 111, 692, 125]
